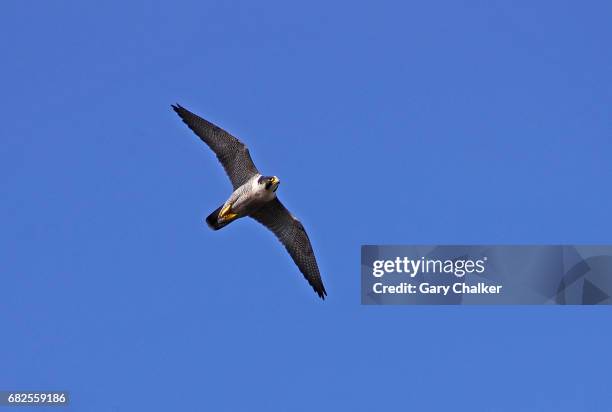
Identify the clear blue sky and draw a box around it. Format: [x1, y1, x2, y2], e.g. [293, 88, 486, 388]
[1, 1, 611, 411]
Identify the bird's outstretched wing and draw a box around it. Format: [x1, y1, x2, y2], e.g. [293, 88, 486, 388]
[172, 104, 259, 189]
[250, 198, 327, 299]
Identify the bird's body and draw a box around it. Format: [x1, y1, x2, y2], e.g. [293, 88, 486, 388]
[172, 104, 327, 299]
[205, 174, 279, 230]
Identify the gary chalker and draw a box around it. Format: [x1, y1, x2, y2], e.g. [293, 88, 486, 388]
[372, 282, 503, 295]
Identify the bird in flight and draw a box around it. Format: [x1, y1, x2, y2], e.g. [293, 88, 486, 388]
[172, 104, 327, 299]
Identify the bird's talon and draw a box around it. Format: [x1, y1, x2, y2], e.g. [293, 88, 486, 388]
[219, 204, 238, 221]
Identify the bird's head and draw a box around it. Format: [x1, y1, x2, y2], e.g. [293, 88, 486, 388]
[259, 175, 280, 192]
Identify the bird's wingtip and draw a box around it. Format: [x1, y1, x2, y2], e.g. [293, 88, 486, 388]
[317, 286, 328, 300]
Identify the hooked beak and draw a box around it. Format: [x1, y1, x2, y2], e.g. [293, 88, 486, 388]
[271, 176, 280, 191]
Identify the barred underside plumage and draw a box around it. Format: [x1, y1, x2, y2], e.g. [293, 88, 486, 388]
[171, 104, 259, 189]
[250, 199, 327, 299]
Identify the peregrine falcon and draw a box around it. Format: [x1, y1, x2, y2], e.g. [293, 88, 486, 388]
[172, 104, 327, 299]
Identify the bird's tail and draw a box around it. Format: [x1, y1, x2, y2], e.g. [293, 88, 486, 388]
[206, 205, 233, 231]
